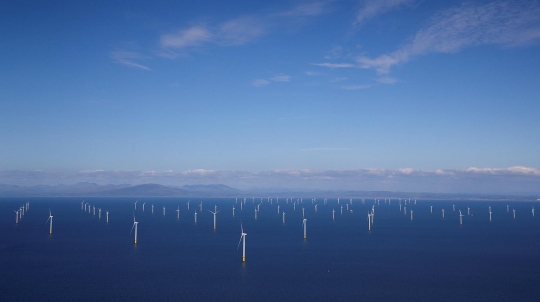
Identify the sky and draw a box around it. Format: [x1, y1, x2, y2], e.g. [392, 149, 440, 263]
[1, 0, 540, 194]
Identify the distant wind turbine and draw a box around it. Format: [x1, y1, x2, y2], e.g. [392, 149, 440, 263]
[14, 210, 19, 224]
[237, 224, 247, 262]
[130, 214, 138, 244]
[45, 209, 53, 234]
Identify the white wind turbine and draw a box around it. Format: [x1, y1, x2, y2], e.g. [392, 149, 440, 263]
[134, 201, 137, 210]
[442, 209, 445, 218]
[430, 205, 433, 213]
[232, 205, 235, 216]
[459, 210, 464, 225]
[152, 204, 154, 214]
[533, 206, 535, 217]
[208, 210, 219, 229]
[106, 210, 109, 223]
[302, 218, 307, 239]
[283, 212, 286, 224]
[255, 209, 257, 220]
[142, 202, 146, 212]
[187, 201, 190, 210]
[81, 201, 84, 210]
[410, 210, 413, 221]
[163, 206, 166, 216]
[176, 206, 180, 219]
[237, 224, 247, 262]
[130, 214, 138, 244]
[14, 210, 19, 224]
[45, 209, 53, 234]
[368, 212, 372, 231]
[513, 209, 516, 219]
[98, 208, 102, 219]
[194, 211, 197, 223]
[332, 208, 335, 220]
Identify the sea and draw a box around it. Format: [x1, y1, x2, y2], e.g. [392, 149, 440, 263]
[2, 197, 540, 302]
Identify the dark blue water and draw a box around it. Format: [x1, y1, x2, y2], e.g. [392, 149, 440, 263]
[2, 197, 540, 301]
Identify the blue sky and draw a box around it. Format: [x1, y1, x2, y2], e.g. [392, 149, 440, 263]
[1, 0, 540, 193]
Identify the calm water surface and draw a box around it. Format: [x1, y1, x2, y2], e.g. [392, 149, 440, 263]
[2, 197, 540, 301]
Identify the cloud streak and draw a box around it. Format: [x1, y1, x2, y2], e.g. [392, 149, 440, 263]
[357, 1, 540, 73]
[110, 50, 152, 71]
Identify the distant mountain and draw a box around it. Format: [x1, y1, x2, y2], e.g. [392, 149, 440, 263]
[0, 183, 537, 200]
[95, 184, 189, 197]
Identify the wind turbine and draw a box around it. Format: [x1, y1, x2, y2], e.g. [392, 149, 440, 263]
[14, 210, 19, 224]
[467, 207, 470, 216]
[130, 215, 138, 244]
[163, 206, 166, 216]
[176, 206, 180, 219]
[513, 209, 516, 219]
[134, 201, 137, 210]
[98, 208, 102, 219]
[254, 209, 257, 220]
[45, 209, 53, 234]
[81, 201, 84, 210]
[187, 201, 190, 210]
[194, 212, 197, 223]
[152, 204, 154, 214]
[232, 205, 235, 216]
[459, 210, 464, 225]
[208, 210, 219, 229]
[283, 212, 286, 224]
[410, 210, 413, 221]
[368, 213, 372, 231]
[430, 206, 433, 213]
[332, 208, 335, 220]
[106, 210, 109, 223]
[277, 205, 280, 214]
[142, 202, 146, 212]
[442, 209, 445, 218]
[533, 206, 535, 217]
[302, 218, 307, 239]
[237, 224, 247, 262]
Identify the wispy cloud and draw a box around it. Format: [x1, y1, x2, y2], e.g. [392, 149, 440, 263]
[110, 50, 152, 71]
[252, 74, 290, 87]
[252, 79, 271, 87]
[270, 74, 290, 82]
[218, 17, 265, 45]
[377, 76, 398, 84]
[160, 26, 213, 49]
[305, 71, 323, 76]
[312, 62, 355, 68]
[357, 1, 540, 73]
[354, 0, 415, 27]
[158, 2, 327, 56]
[324, 46, 343, 59]
[341, 84, 372, 90]
[330, 77, 348, 83]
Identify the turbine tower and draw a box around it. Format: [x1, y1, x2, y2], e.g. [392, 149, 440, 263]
[302, 218, 307, 239]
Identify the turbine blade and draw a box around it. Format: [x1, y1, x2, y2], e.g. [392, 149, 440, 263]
[237, 235, 243, 250]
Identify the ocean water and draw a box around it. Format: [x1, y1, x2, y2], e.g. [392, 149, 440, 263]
[2, 197, 540, 301]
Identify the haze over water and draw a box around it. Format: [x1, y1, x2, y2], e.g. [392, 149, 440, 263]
[2, 197, 540, 301]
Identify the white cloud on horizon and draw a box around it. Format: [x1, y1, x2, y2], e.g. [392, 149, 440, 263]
[2, 166, 539, 194]
[252, 74, 290, 87]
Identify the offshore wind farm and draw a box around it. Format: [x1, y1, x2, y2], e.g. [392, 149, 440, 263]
[2, 196, 540, 301]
